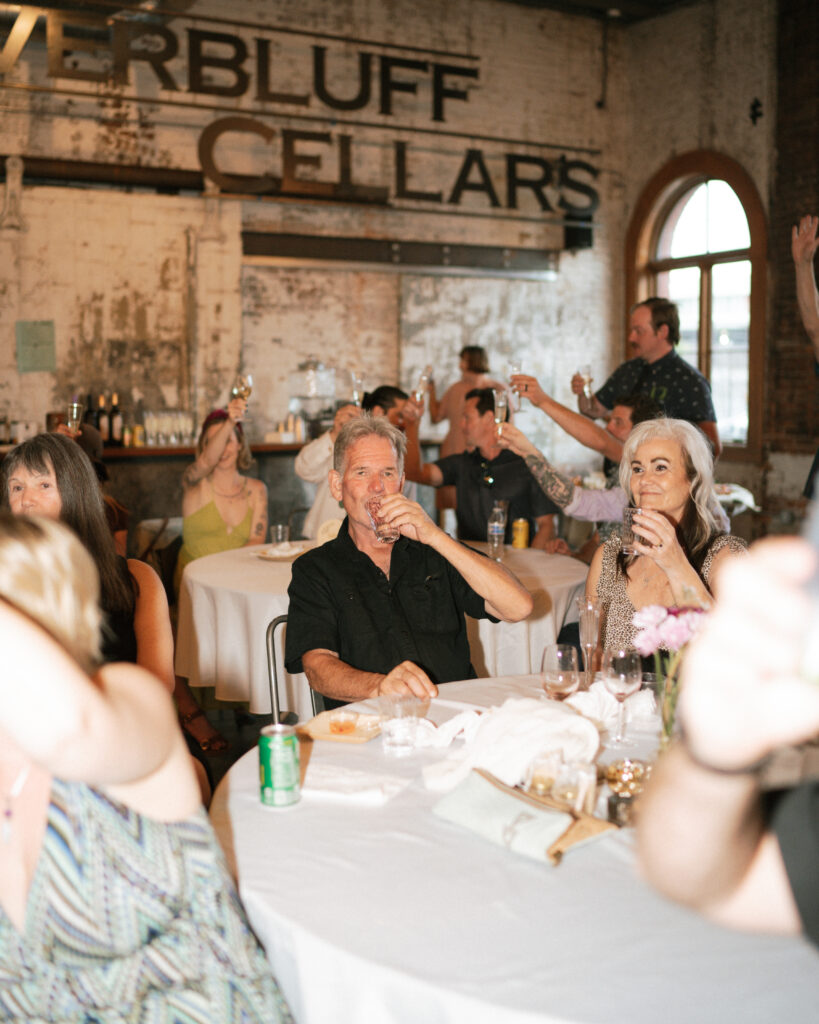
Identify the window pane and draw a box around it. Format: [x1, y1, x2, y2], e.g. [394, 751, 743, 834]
[710, 260, 750, 445]
[657, 266, 700, 369]
[656, 181, 750, 259]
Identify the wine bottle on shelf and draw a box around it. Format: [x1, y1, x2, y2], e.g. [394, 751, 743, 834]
[109, 392, 123, 446]
[97, 394, 110, 443]
[82, 393, 95, 426]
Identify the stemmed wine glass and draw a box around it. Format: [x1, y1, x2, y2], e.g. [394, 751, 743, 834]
[231, 373, 253, 421]
[575, 596, 600, 690]
[540, 644, 581, 701]
[601, 648, 642, 745]
[492, 388, 508, 437]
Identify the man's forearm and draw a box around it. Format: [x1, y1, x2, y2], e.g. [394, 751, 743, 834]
[426, 528, 532, 622]
[537, 394, 620, 459]
[303, 650, 383, 701]
[523, 454, 575, 509]
[795, 262, 819, 358]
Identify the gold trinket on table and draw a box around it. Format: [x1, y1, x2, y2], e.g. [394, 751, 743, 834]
[604, 758, 651, 797]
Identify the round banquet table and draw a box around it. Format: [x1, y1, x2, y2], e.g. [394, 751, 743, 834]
[210, 675, 819, 1024]
[174, 542, 588, 715]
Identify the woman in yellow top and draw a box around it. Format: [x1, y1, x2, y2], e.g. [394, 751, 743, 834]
[174, 396, 268, 751]
[175, 396, 269, 594]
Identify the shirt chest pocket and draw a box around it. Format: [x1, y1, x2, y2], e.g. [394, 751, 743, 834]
[403, 575, 461, 636]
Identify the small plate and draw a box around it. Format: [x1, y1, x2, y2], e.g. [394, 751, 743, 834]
[298, 710, 382, 743]
[255, 543, 306, 561]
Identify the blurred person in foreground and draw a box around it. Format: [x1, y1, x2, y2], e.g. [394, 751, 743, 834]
[0, 514, 292, 1021]
[638, 535, 819, 947]
[584, 419, 746, 656]
[791, 213, 819, 499]
[285, 415, 533, 704]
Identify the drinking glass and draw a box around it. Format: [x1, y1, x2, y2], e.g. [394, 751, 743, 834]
[540, 644, 581, 701]
[575, 596, 600, 689]
[270, 523, 290, 545]
[492, 388, 508, 437]
[507, 359, 522, 410]
[231, 372, 253, 402]
[413, 364, 432, 403]
[601, 648, 642, 745]
[378, 694, 429, 756]
[577, 363, 593, 398]
[351, 371, 365, 407]
[365, 493, 400, 543]
[621, 507, 643, 556]
[66, 401, 83, 433]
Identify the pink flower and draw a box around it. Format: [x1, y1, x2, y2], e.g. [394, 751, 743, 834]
[634, 625, 663, 657]
[632, 605, 669, 631]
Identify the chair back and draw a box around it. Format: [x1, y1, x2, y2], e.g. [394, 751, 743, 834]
[265, 615, 325, 723]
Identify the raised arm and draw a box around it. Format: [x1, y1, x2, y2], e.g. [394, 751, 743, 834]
[402, 416, 444, 487]
[512, 374, 623, 461]
[570, 372, 609, 420]
[497, 423, 577, 509]
[181, 396, 246, 489]
[378, 492, 533, 622]
[792, 214, 819, 358]
[638, 539, 819, 936]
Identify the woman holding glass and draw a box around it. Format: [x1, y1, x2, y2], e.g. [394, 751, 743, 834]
[586, 418, 746, 656]
[174, 396, 268, 593]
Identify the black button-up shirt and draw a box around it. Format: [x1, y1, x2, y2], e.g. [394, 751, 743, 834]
[285, 518, 496, 685]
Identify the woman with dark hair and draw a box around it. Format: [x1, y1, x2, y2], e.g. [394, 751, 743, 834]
[586, 418, 746, 657]
[174, 395, 268, 592]
[426, 345, 503, 512]
[0, 514, 292, 1023]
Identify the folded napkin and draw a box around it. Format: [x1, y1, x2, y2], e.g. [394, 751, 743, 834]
[422, 697, 600, 793]
[566, 681, 656, 731]
[302, 762, 410, 806]
[433, 769, 616, 865]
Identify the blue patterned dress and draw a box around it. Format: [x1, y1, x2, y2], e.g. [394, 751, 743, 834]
[0, 778, 292, 1023]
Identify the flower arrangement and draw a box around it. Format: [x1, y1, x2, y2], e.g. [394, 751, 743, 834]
[632, 605, 707, 747]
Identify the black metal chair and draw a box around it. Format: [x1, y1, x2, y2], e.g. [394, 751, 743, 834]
[265, 615, 324, 723]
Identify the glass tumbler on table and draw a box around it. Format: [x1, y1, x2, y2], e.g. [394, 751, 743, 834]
[540, 644, 581, 701]
[575, 596, 600, 690]
[601, 648, 642, 745]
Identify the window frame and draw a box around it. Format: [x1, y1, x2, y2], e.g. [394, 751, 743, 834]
[625, 151, 766, 461]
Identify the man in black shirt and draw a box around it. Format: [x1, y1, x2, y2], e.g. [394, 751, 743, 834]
[285, 416, 533, 703]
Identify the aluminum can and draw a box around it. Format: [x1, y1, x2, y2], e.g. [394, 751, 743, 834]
[512, 518, 529, 548]
[259, 724, 301, 807]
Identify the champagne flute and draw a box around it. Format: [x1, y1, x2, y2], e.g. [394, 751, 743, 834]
[351, 371, 365, 407]
[575, 596, 600, 690]
[540, 644, 581, 701]
[507, 358, 522, 411]
[413, 364, 433, 404]
[577, 363, 593, 399]
[492, 388, 508, 438]
[601, 648, 642, 745]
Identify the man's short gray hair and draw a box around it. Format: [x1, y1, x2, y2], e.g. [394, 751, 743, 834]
[333, 414, 407, 474]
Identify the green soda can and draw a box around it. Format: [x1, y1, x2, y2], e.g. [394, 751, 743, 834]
[259, 724, 301, 807]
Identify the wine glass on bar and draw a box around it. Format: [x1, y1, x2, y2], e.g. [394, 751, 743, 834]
[575, 595, 600, 690]
[66, 400, 84, 434]
[492, 388, 508, 438]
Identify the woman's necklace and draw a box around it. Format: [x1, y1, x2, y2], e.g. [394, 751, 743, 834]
[212, 479, 246, 498]
[2, 763, 31, 843]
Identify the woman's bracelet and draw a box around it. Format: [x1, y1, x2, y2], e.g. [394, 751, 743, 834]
[678, 726, 771, 776]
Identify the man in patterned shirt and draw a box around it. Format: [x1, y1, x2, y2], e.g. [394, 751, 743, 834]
[573, 297, 721, 456]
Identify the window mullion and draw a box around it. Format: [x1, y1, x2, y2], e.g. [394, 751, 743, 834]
[700, 263, 712, 379]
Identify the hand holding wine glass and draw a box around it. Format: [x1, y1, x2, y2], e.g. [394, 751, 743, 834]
[601, 648, 642, 744]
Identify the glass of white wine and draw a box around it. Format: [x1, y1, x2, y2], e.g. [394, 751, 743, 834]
[351, 371, 365, 407]
[492, 388, 508, 438]
[540, 644, 581, 701]
[577, 363, 593, 399]
[230, 373, 253, 421]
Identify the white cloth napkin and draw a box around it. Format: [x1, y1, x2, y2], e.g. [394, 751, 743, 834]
[422, 698, 600, 793]
[302, 762, 410, 806]
[566, 681, 656, 731]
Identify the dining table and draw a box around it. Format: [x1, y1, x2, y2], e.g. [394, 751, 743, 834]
[174, 541, 588, 717]
[209, 674, 819, 1024]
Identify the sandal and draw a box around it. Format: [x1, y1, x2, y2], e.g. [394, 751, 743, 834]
[179, 709, 229, 755]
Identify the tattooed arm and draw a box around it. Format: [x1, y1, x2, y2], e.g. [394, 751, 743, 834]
[247, 479, 269, 546]
[497, 422, 576, 509]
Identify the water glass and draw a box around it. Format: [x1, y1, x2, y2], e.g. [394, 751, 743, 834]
[270, 523, 290, 545]
[621, 507, 641, 556]
[378, 694, 428, 756]
[365, 494, 400, 543]
[540, 644, 581, 701]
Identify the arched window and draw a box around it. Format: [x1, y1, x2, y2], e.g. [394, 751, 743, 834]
[626, 152, 766, 459]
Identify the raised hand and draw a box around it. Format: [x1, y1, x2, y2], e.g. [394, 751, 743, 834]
[791, 214, 819, 266]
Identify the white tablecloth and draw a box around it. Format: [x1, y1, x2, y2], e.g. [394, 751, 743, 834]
[210, 675, 819, 1024]
[174, 543, 587, 715]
